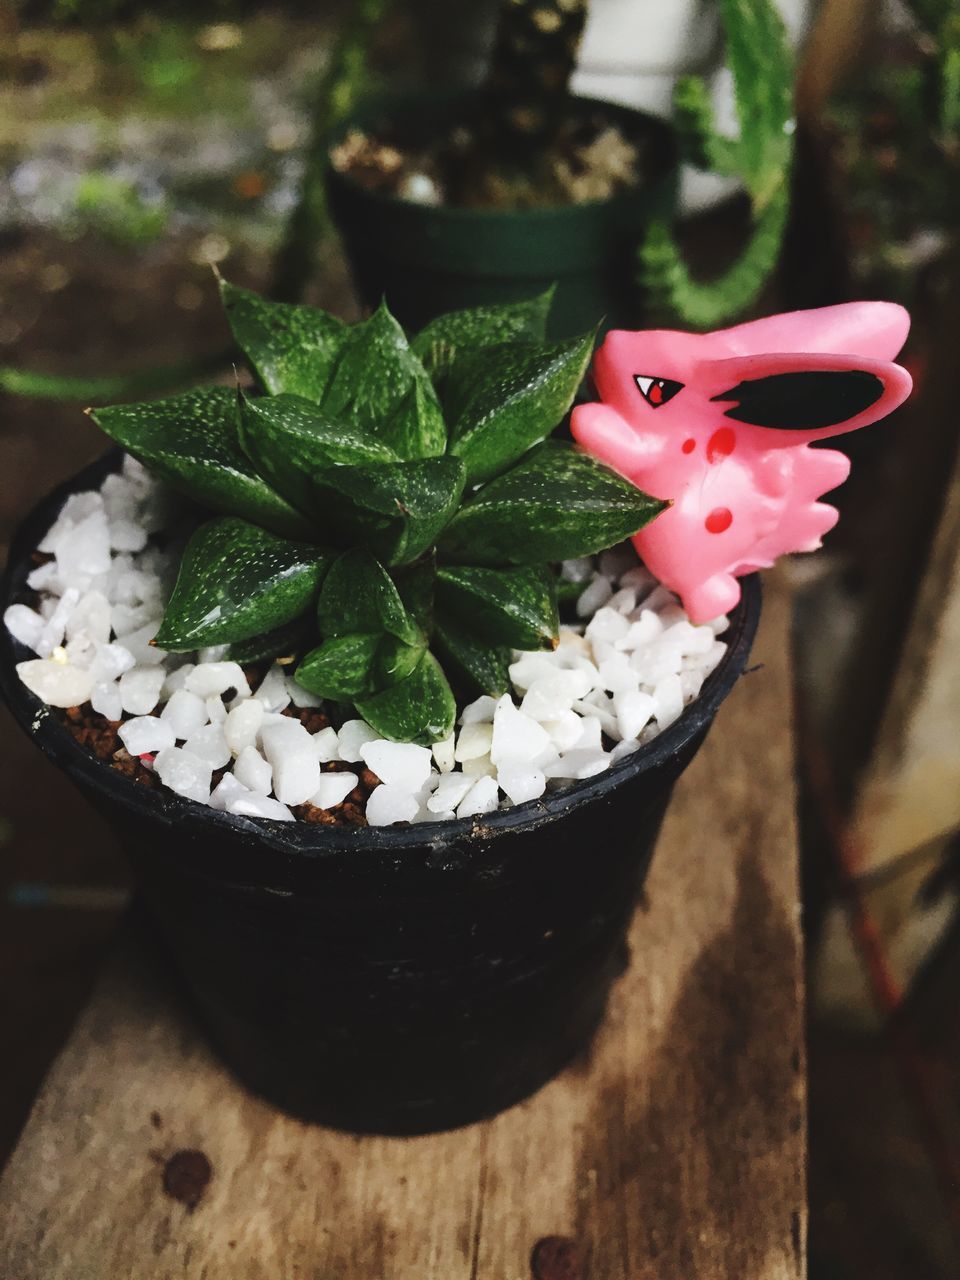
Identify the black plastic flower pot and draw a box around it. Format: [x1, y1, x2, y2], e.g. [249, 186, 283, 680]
[325, 89, 678, 338]
[1, 457, 760, 1135]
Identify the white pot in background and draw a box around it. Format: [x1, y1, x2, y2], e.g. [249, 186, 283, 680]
[571, 0, 815, 214]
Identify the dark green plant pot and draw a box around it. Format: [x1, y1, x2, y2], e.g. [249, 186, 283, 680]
[325, 90, 678, 337]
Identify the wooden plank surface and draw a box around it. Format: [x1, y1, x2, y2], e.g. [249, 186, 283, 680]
[0, 576, 805, 1280]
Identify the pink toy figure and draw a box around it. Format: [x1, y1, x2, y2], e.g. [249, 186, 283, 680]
[571, 303, 913, 623]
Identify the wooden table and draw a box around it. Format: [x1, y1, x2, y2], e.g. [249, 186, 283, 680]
[0, 579, 805, 1279]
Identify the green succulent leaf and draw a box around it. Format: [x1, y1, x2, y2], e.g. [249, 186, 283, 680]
[310, 456, 466, 566]
[237, 391, 396, 516]
[220, 279, 346, 401]
[436, 564, 558, 650]
[446, 330, 595, 483]
[155, 517, 331, 650]
[225, 616, 312, 665]
[89, 387, 309, 539]
[393, 557, 436, 634]
[439, 442, 666, 566]
[320, 302, 446, 459]
[317, 549, 420, 645]
[432, 617, 511, 698]
[375, 634, 426, 687]
[355, 649, 456, 744]
[296, 632, 382, 701]
[412, 290, 554, 381]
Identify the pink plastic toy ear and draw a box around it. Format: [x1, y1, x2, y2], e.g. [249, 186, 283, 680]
[571, 303, 913, 624]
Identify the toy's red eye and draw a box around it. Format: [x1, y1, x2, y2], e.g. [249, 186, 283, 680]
[635, 375, 683, 408]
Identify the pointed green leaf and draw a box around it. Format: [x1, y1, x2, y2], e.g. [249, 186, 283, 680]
[446, 330, 595, 483]
[356, 650, 456, 744]
[220, 280, 347, 401]
[154, 517, 331, 650]
[412, 290, 554, 380]
[296, 633, 382, 701]
[375, 634, 427, 688]
[89, 387, 309, 539]
[238, 391, 396, 516]
[320, 302, 446, 459]
[436, 565, 558, 650]
[225, 616, 313, 665]
[317, 549, 420, 645]
[438, 442, 667, 566]
[393, 557, 436, 635]
[433, 618, 511, 699]
[309, 457, 466, 566]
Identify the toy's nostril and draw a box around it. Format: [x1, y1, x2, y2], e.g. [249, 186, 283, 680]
[682, 438, 696, 454]
[705, 507, 733, 533]
[707, 427, 736, 463]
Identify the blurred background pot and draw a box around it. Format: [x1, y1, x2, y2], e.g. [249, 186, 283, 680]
[325, 89, 678, 338]
[0, 456, 760, 1134]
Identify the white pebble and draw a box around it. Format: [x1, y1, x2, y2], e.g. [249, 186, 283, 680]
[109, 517, 148, 553]
[286, 675, 324, 708]
[597, 651, 639, 693]
[184, 723, 232, 769]
[490, 696, 552, 766]
[497, 760, 546, 805]
[360, 739, 432, 791]
[4, 603, 45, 651]
[607, 586, 637, 615]
[185, 661, 248, 699]
[576, 574, 613, 618]
[66, 591, 111, 648]
[519, 670, 591, 721]
[119, 716, 175, 756]
[197, 644, 230, 663]
[312, 725, 340, 763]
[162, 662, 195, 697]
[253, 664, 289, 713]
[161, 688, 208, 740]
[121, 622, 167, 667]
[16, 657, 93, 708]
[427, 772, 473, 813]
[462, 754, 497, 778]
[55, 508, 111, 581]
[209, 772, 249, 812]
[458, 695, 498, 725]
[224, 698, 263, 754]
[432, 733, 455, 773]
[614, 689, 656, 740]
[560, 556, 594, 583]
[456, 775, 500, 819]
[119, 667, 165, 715]
[336, 718, 381, 762]
[543, 709, 585, 752]
[91, 680, 123, 720]
[35, 588, 80, 657]
[310, 771, 358, 809]
[261, 719, 321, 805]
[154, 746, 212, 804]
[619, 610, 663, 648]
[507, 654, 555, 692]
[366, 784, 419, 827]
[586, 606, 630, 645]
[90, 642, 135, 683]
[544, 749, 611, 780]
[680, 669, 706, 701]
[233, 745, 273, 795]
[611, 738, 641, 763]
[228, 792, 294, 822]
[652, 674, 684, 728]
[454, 722, 494, 762]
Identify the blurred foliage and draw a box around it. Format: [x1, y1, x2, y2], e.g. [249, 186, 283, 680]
[74, 171, 168, 244]
[638, 0, 795, 327]
[826, 6, 960, 304]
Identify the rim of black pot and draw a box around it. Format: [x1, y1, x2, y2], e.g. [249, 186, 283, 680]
[0, 453, 761, 867]
[324, 86, 678, 221]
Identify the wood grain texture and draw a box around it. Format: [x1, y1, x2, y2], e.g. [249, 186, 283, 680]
[0, 575, 804, 1280]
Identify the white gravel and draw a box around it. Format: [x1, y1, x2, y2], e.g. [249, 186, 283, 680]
[7, 456, 732, 828]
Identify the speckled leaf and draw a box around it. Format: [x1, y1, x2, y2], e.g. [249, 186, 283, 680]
[309, 457, 466, 566]
[154, 517, 331, 650]
[356, 650, 456, 744]
[296, 632, 382, 701]
[320, 302, 446, 459]
[224, 616, 312, 665]
[238, 391, 396, 515]
[393, 557, 436, 635]
[220, 280, 347, 401]
[436, 564, 558, 649]
[317, 549, 420, 645]
[89, 387, 309, 540]
[432, 617, 511, 698]
[412, 290, 554, 380]
[446, 330, 595, 483]
[438, 442, 666, 566]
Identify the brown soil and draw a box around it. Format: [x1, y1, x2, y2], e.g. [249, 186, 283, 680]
[56, 699, 380, 829]
[329, 104, 654, 211]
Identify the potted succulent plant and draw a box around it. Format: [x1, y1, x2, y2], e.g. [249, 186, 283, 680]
[0, 281, 762, 1134]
